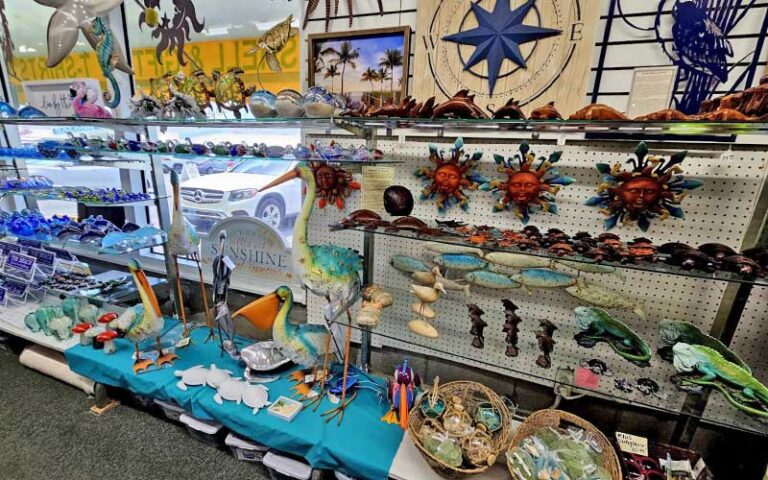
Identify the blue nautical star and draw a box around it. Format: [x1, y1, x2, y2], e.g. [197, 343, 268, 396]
[443, 0, 561, 94]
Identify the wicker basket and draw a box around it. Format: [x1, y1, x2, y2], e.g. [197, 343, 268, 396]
[506, 409, 622, 480]
[407, 381, 512, 478]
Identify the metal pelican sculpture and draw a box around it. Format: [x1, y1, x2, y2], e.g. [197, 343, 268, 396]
[258, 162, 363, 423]
[234, 286, 334, 400]
[111, 259, 178, 373]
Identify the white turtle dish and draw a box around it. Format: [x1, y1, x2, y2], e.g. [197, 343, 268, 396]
[174, 365, 209, 391]
[215, 378, 244, 405]
[206, 364, 233, 389]
[242, 385, 271, 414]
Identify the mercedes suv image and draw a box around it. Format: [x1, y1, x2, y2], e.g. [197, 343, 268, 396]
[180, 159, 301, 233]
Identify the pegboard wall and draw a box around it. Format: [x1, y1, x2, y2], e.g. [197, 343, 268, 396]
[305, 132, 768, 436]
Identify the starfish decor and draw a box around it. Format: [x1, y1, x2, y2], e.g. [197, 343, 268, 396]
[442, 0, 561, 95]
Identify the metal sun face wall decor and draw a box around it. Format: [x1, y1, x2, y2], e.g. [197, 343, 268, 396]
[310, 161, 360, 210]
[586, 142, 703, 232]
[481, 142, 575, 224]
[415, 137, 487, 214]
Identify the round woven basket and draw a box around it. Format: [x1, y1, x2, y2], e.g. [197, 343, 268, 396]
[506, 409, 622, 480]
[407, 381, 512, 479]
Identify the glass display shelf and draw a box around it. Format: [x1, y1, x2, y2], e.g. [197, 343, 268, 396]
[342, 226, 768, 287]
[0, 155, 151, 170]
[0, 270, 166, 305]
[0, 232, 167, 256]
[0, 116, 767, 136]
[53, 147, 403, 166]
[0, 188, 165, 208]
[329, 295, 768, 437]
[0, 301, 80, 353]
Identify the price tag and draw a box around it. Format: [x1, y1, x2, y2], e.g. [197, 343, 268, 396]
[0, 241, 21, 255]
[4, 279, 29, 298]
[557, 134, 567, 146]
[18, 238, 43, 250]
[615, 431, 648, 456]
[222, 255, 236, 270]
[574, 367, 600, 389]
[176, 337, 191, 348]
[0, 287, 6, 306]
[27, 247, 56, 267]
[3, 252, 37, 282]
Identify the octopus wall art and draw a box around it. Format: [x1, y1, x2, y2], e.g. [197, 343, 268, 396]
[481, 142, 575, 224]
[136, 0, 205, 66]
[586, 142, 703, 231]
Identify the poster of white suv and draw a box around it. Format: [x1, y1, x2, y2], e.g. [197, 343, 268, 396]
[180, 159, 301, 235]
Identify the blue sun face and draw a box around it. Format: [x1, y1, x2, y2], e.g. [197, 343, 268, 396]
[442, 0, 562, 94]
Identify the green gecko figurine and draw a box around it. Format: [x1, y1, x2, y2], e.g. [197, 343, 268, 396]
[573, 306, 652, 366]
[673, 343, 768, 418]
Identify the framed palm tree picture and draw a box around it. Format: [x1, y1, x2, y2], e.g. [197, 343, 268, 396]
[308, 26, 411, 107]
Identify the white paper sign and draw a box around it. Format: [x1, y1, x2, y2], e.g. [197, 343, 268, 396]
[22, 78, 104, 117]
[615, 431, 649, 456]
[626, 67, 677, 118]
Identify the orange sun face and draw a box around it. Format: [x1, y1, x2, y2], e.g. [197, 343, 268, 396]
[618, 177, 663, 212]
[507, 171, 543, 206]
[434, 164, 463, 194]
[482, 142, 574, 224]
[587, 142, 704, 231]
[310, 162, 360, 210]
[415, 138, 486, 214]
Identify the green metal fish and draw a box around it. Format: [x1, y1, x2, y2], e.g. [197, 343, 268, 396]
[391, 255, 431, 273]
[465, 270, 521, 289]
[511, 268, 576, 291]
[434, 253, 489, 271]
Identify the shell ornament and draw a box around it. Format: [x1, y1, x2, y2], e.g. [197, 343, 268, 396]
[415, 137, 486, 214]
[586, 142, 703, 232]
[310, 162, 360, 210]
[481, 142, 575, 224]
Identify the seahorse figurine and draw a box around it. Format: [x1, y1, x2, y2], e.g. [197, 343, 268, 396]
[87, 17, 122, 109]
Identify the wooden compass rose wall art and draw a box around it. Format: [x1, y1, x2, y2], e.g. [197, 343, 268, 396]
[413, 0, 601, 116]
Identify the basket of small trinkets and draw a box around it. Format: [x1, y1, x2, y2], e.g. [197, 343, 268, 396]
[506, 409, 622, 480]
[407, 379, 512, 478]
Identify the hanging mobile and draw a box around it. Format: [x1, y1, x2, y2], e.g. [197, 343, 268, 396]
[481, 142, 575, 224]
[586, 142, 703, 231]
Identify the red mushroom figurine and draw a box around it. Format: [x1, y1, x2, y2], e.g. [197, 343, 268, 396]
[98, 312, 118, 327]
[97, 330, 118, 355]
[72, 323, 94, 346]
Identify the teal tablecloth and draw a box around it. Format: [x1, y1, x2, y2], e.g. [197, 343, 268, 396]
[64, 325, 403, 479]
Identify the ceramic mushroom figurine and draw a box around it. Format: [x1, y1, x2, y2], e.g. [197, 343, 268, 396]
[72, 322, 94, 346]
[97, 330, 118, 354]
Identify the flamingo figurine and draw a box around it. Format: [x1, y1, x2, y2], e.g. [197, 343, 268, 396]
[69, 81, 112, 119]
[259, 162, 362, 423]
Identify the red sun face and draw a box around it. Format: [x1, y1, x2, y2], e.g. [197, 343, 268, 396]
[618, 177, 662, 212]
[507, 171, 542, 206]
[315, 165, 337, 191]
[434, 164, 462, 194]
